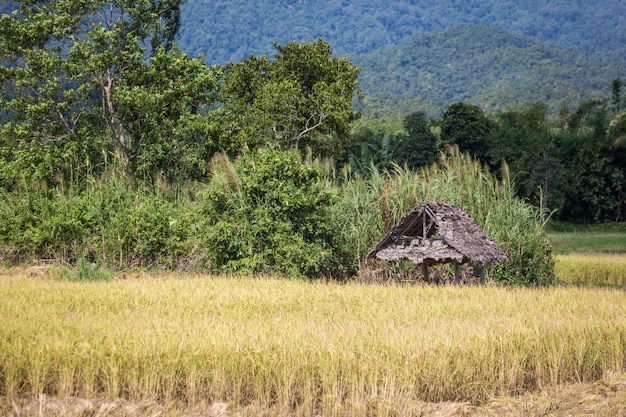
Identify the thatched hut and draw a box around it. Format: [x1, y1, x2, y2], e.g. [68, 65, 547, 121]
[367, 202, 507, 282]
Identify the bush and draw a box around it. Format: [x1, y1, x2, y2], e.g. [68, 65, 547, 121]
[0, 189, 88, 263]
[198, 149, 343, 277]
[0, 173, 200, 270]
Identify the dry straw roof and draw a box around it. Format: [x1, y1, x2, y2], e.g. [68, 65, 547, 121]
[367, 202, 507, 268]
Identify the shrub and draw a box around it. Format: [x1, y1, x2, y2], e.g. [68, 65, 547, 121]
[0, 173, 199, 270]
[198, 149, 343, 277]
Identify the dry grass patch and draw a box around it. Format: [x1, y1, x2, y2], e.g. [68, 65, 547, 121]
[3, 372, 626, 417]
[556, 254, 626, 287]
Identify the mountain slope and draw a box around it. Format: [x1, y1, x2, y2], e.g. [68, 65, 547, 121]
[179, 0, 626, 66]
[1, 1, 623, 116]
[351, 25, 624, 117]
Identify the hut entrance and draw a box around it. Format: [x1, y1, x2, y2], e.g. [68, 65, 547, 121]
[366, 202, 507, 283]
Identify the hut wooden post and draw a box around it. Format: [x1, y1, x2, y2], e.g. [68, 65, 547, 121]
[454, 262, 461, 283]
[421, 263, 429, 281]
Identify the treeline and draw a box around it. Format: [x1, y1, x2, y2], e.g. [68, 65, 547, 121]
[347, 86, 626, 224]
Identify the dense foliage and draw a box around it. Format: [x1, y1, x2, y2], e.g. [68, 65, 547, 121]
[352, 25, 625, 118]
[218, 39, 361, 158]
[3, 0, 623, 285]
[173, 0, 626, 66]
[198, 149, 344, 277]
[0, 0, 218, 183]
[0, 2, 358, 184]
[0, 148, 556, 285]
[350, 87, 626, 225]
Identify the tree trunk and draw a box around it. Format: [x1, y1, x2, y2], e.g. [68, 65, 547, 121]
[99, 73, 133, 175]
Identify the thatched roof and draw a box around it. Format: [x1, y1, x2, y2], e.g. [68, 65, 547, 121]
[367, 202, 507, 268]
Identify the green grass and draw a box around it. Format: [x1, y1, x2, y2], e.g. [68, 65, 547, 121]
[546, 222, 626, 255]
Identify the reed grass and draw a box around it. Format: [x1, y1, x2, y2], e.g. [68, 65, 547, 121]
[334, 147, 555, 285]
[1, 271, 624, 416]
[555, 254, 626, 287]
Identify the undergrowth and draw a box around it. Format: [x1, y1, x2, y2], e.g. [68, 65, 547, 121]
[0, 147, 555, 285]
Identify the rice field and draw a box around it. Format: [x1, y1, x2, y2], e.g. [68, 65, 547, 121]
[556, 254, 626, 287]
[549, 222, 626, 288]
[1, 268, 625, 416]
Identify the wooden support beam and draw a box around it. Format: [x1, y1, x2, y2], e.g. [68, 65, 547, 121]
[454, 262, 461, 284]
[421, 263, 429, 281]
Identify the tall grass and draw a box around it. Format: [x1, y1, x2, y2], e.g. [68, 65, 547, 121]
[1, 273, 624, 415]
[333, 147, 555, 285]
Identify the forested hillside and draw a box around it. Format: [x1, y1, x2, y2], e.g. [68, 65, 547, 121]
[352, 25, 624, 117]
[178, 0, 626, 66]
[2, 0, 624, 115]
[179, 0, 625, 116]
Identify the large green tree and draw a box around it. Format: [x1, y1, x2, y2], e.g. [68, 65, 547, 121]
[557, 113, 626, 222]
[611, 77, 623, 115]
[488, 103, 556, 207]
[440, 102, 494, 161]
[219, 39, 361, 158]
[396, 111, 438, 170]
[0, 0, 218, 184]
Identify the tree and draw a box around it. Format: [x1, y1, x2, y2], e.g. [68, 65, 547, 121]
[0, 0, 218, 183]
[610, 112, 626, 149]
[395, 111, 438, 169]
[553, 102, 626, 222]
[566, 99, 604, 135]
[440, 102, 494, 161]
[0, 1, 99, 186]
[610, 77, 626, 150]
[219, 39, 361, 158]
[611, 77, 623, 115]
[104, 46, 219, 181]
[488, 103, 553, 199]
